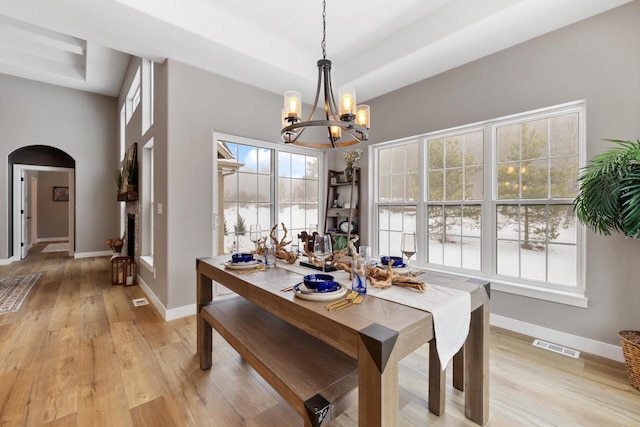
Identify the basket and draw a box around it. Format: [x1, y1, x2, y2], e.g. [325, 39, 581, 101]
[619, 330, 640, 391]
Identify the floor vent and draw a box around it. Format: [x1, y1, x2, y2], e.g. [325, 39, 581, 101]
[532, 339, 580, 358]
[132, 297, 149, 307]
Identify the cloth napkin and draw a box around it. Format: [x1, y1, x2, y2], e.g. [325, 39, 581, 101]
[367, 283, 470, 370]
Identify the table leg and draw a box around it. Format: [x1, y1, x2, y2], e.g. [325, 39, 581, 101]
[197, 266, 213, 370]
[358, 324, 399, 426]
[453, 346, 464, 391]
[465, 289, 489, 425]
[428, 339, 446, 416]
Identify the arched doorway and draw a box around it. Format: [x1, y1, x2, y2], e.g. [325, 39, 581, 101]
[8, 146, 75, 259]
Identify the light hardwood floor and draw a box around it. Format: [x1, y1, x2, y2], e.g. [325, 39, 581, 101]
[1, 246, 639, 426]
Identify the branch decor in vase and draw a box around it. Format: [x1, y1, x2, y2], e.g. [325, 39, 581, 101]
[343, 148, 362, 181]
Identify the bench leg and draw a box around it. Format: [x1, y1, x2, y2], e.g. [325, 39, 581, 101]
[304, 394, 331, 427]
[428, 339, 446, 416]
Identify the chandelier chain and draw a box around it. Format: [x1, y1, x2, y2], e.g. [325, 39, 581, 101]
[281, 0, 369, 148]
[321, 0, 327, 59]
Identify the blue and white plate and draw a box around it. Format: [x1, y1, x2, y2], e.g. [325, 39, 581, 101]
[293, 282, 347, 301]
[372, 262, 411, 275]
[224, 259, 263, 270]
[372, 262, 408, 269]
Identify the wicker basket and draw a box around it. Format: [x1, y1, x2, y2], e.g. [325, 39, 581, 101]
[619, 331, 640, 392]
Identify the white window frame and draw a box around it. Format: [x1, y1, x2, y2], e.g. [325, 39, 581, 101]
[119, 104, 126, 237]
[125, 66, 141, 123]
[371, 101, 587, 307]
[425, 127, 485, 271]
[212, 132, 324, 256]
[140, 138, 154, 271]
[142, 59, 154, 134]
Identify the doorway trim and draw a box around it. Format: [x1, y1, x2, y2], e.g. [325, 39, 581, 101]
[12, 164, 75, 260]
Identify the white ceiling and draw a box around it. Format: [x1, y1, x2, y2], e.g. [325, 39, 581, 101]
[0, 0, 632, 100]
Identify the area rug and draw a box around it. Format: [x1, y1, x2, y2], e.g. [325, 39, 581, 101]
[0, 273, 42, 314]
[42, 243, 68, 253]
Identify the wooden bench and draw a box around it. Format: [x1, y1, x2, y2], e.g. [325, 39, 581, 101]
[200, 297, 359, 427]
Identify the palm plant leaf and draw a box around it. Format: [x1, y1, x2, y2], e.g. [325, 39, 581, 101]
[574, 139, 640, 236]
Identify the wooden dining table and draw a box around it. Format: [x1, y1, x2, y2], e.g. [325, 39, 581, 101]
[197, 256, 489, 426]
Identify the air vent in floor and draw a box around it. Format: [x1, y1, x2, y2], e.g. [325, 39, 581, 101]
[132, 297, 149, 307]
[532, 339, 580, 358]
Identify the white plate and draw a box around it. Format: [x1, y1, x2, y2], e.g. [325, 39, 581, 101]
[293, 282, 348, 301]
[223, 259, 263, 270]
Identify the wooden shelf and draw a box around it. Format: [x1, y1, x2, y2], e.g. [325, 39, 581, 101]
[324, 168, 360, 252]
[326, 208, 358, 217]
[117, 191, 138, 202]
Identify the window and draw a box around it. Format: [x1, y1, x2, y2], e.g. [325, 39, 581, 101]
[377, 142, 419, 256]
[427, 130, 484, 270]
[125, 66, 141, 123]
[495, 111, 579, 286]
[215, 134, 321, 256]
[278, 152, 319, 248]
[373, 102, 585, 305]
[142, 59, 154, 134]
[119, 104, 126, 237]
[141, 138, 154, 269]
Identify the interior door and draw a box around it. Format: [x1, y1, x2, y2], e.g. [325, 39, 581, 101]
[20, 170, 29, 259]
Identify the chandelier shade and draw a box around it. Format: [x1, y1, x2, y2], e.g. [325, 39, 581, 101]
[281, 1, 370, 149]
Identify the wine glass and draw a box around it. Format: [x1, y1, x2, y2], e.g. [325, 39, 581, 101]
[313, 234, 332, 273]
[249, 225, 262, 252]
[401, 232, 416, 268]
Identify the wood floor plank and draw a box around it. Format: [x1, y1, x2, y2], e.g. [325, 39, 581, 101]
[110, 319, 171, 408]
[76, 334, 133, 426]
[25, 326, 80, 425]
[0, 245, 639, 426]
[129, 395, 184, 427]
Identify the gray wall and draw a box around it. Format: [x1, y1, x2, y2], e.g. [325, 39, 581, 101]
[125, 57, 321, 311]
[0, 74, 118, 256]
[118, 57, 169, 305]
[360, 1, 640, 344]
[37, 171, 69, 239]
[117, 1, 640, 347]
[165, 59, 284, 310]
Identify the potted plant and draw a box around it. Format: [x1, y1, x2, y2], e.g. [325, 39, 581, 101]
[126, 158, 138, 190]
[114, 169, 123, 192]
[573, 138, 640, 391]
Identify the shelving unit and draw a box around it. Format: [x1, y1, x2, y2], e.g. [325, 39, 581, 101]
[324, 167, 360, 252]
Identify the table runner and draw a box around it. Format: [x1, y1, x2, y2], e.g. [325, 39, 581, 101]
[276, 261, 471, 369]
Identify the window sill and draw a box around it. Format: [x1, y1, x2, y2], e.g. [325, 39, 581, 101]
[140, 255, 154, 272]
[411, 264, 588, 308]
[490, 280, 588, 308]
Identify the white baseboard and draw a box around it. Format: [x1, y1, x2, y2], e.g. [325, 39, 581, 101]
[74, 250, 112, 259]
[0, 256, 17, 266]
[491, 313, 624, 363]
[166, 304, 197, 320]
[136, 276, 197, 321]
[37, 237, 69, 243]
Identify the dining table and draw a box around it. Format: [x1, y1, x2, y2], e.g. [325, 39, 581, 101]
[197, 255, 490, 426]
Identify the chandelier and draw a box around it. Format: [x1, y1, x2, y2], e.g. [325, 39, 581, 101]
[281, 0, 370, 149]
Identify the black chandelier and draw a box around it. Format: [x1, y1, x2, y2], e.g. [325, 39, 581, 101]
[281, 0, 370, 149]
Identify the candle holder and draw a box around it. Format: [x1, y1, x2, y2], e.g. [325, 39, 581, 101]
[111, 256, 129, 286]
